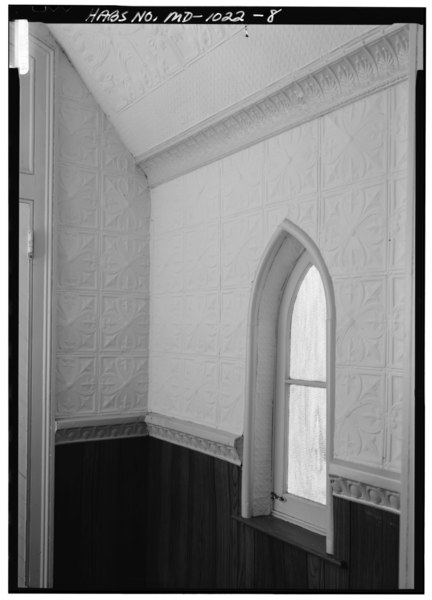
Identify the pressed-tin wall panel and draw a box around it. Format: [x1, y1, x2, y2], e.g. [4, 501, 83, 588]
[149, 81, 408, 473]
[54, 51, 150, 419]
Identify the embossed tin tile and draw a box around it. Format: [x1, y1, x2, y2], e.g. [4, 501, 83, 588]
[184, 223, 219, 291]
[151, 177, 184, 235]
[321, 92, 387, 190]
[389, 176, 408, 271]
[101, 234, 150, 293]
[102, 117, 139, 174]
[334, 368, 386, 468]
[219, 361, 245, 434]
[384, 374, 403, 472]
[100, 355, 148, 412]
[151, 232, 183, 294]
[183, 163, 220, 227]
[389, 81, 408, 173]
[183, 293, 219, 356]
[57, 229, 99, 290]
[221, 212, 263, 288]
[149, 355, 185, 416]
[101, 294, 149, 353]
[334, 276, 387, 368]
[101, 174, 150, 233]
[56, 292, 98, 353]
[183, 358, 218, 426]
[57, 50, 94, 105]
[55, 54, 151, 420]
[220, 289, 250, 359]
[221, 144, 264, 218]
[387, 275, 406, 370]
[58, 101, 100, 167]
[151, 295, 184, 354]
[320, 181, 387, 276]
[266, 121, 318, 203]
[56, 356, 98, 416]
[57, 166, 99, 229]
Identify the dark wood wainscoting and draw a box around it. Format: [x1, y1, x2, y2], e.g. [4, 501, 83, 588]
[54, 437, 149, 591]
[54, 436, 399, 591]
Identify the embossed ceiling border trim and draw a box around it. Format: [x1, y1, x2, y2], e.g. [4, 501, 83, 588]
[55, 413, 243, 465]
[330, 475, 401, 514]
[141, 24, 409, 187]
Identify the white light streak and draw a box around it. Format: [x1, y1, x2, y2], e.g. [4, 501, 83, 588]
[15, 20, 29, 75]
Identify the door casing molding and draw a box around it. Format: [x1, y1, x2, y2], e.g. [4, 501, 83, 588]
[24, 29, 55, 589]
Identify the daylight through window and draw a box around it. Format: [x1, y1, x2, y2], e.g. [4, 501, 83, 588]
[273, 254, 327, 533]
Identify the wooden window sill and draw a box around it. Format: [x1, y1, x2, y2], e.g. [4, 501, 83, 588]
[233, 515, 345, 567]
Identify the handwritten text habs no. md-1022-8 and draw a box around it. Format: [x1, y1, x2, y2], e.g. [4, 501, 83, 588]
[85, 8, 283, 24]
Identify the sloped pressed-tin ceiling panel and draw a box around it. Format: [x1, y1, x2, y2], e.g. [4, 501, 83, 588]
[49, 24, 242, 113]
[48, 23, 378, 161]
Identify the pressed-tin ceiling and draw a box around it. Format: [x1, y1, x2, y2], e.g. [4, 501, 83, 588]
[48, 23, 379, 165]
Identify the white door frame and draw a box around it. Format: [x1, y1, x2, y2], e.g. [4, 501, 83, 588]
[18, 28, 55, 588]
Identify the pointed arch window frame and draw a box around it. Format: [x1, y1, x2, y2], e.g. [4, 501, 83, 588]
[273, 251, 328, 534]
[241, 218, 336, 554]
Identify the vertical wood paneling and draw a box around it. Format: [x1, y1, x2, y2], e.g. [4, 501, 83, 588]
[349, 502, 399, 590]
[193, 450, 215, 588]
[251, 528, 309, 590]
[168, 443, 190, 588]
[381, 509, 400, 590]
[237, 519, 255, 589]
[54, 443, 84, 589]
[308, 555, 325, 589]
[54, 437, 399, 592]
[156, 440, 173, 587]
[214, 457, 240, 588]
[350, 503, 382, 589]
[54, 437, 148, 591]
[117, 438, 148, 590]
[145, 439, 240, 590]
[324, 496, 350, 589]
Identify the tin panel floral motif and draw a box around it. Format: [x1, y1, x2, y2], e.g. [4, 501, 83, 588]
[321, 91, 387, 190]
[320, 181, 387, 276]
[54, 49, 150, 419]
[334, 277, 387, 368]
[334, 369, 386, 467]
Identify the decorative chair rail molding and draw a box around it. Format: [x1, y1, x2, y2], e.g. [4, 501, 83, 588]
[330, 475, 401, 514]
[55, 415, 148, 445]
[141, 24, 409, 187]
[146, 412, 243, 466]
[55, 412, 243, 465]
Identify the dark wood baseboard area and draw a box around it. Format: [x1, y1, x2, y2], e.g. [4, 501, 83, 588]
[53, 436, 399, 591]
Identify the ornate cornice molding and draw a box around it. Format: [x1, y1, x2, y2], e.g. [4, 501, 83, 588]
[330, 475, 400, 514]
[141, 24, 409, 187]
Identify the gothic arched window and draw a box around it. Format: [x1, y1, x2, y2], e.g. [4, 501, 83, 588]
[241, 219, 336, 554]
[273, 251, 327, 534]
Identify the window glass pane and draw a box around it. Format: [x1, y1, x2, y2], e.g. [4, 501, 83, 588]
[287, 385, 326, 504]
[289, 265, 326, 381]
